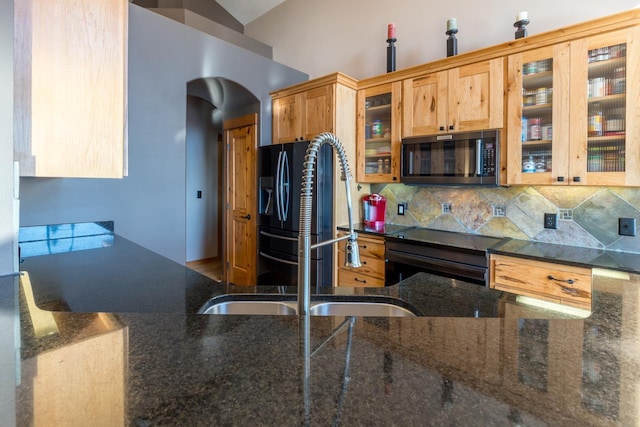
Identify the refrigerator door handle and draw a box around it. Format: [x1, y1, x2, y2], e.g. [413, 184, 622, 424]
[259, 251, 298, 266]
[275, 151, 283, 221]
[281, 150, 290, 221]
[260, 230, 298, 242]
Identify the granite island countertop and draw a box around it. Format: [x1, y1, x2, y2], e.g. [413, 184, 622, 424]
[5, 234, 640, 425]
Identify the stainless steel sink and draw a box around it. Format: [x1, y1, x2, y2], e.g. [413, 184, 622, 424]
[198, 294, 421, 317]
[200, 300, 297, 315]
[308, 301, 416, 317]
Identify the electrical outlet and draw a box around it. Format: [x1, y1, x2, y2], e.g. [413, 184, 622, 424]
[619, 218, 636, 236]
[544, 213, 557, 229]
[397, 203, 407, 216]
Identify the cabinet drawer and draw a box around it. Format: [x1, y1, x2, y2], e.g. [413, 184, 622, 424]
[338, 251, 385, 278]
[339, 234, 385, 260]
[490, 254, 592, 309]
[338, 268, 385, 288]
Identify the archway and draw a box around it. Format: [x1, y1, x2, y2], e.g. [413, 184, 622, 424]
[184, 77, 260, 279]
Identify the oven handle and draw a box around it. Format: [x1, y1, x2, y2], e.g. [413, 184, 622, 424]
[385, 249, 487, 280]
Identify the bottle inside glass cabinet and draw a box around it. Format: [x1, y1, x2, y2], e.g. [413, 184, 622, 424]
[586, 42, 626, 173]
[521, 58, 553, 173]
[364, 93, 392, 175]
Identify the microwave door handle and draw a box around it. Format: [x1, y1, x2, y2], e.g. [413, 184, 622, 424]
[275, 151, 283, 221]
[476, 139, 483, 176]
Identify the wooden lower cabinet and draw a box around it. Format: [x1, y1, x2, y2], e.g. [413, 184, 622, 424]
[489, 254, 592, 310]
[337, 234, 385, 287]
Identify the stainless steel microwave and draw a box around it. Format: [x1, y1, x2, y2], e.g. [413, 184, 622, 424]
[401, 130, 499, 186]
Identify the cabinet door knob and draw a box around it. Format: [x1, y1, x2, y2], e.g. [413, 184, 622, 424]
[240, 214, 251, 220]
[557, 176, 565, 182]
[573, 176, 581, 182]
[439, 126, 445, 131]
[449, 125, 455, 130]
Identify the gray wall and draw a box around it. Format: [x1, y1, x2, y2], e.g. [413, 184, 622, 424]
[19, 5, 307, 264]
[0, 0, 16, 275]
[185, 95, 220, 261]
[0, 1, 17, 425]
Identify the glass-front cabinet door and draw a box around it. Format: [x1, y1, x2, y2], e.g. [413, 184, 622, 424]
[571, 28, 639, 186]
[506, 44, 569, 185]
[507, 28, 639, 186]
[356, 81, 401, 183]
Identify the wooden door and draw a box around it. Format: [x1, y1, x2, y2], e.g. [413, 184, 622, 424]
[224, 114, 257, 286]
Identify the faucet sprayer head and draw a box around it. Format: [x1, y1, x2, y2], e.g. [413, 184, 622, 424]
[344, 234, 361, 268]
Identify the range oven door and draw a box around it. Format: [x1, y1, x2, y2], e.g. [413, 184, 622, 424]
[384, 240, 489, 286]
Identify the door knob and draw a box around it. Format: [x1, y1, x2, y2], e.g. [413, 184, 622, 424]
[241, 214, 251, 220]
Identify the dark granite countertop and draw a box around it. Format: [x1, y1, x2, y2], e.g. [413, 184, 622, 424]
[6, 233, 640, 425]
[489, 238, 640, 274]
[337, 222, 416, 237]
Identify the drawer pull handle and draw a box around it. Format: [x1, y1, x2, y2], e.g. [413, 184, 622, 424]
[354, 278, 367, 283]
[547, 275, 574, 285]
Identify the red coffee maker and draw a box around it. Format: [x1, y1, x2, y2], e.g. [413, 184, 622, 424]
[362, 194, 387, 229]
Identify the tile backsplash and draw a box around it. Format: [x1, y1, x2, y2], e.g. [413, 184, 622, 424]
[374, 184, 640, 253]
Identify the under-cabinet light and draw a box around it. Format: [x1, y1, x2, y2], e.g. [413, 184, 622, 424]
[515, 295, 591, 318]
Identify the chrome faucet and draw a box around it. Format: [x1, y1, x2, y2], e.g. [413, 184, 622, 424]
[297, 132, 361, 315]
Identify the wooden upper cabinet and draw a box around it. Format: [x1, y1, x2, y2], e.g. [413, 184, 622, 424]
[506, 44, 570, 186]
[403, 58, 504, 137]
[573, 28, 640, 186]
[356, 81, 402, 183]
[272, 92, 304, 144]
[14, 0, 128, 178]
[272, 82, 336, 144]
[303, 85, 334, 140]
[506, 27, 640, 186]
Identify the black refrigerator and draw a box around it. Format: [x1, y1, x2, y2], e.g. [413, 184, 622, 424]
[257, 141, 333, 289]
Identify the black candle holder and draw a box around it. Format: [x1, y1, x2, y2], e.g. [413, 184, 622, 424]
[446, 28, 458, 57]
[514, 19, 529, 39]
[387, 38, 397, 73]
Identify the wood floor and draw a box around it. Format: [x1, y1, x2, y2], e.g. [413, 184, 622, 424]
[186, 258, 223, 282]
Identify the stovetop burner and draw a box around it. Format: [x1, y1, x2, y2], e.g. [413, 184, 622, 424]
[387, 228, 506, 252]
